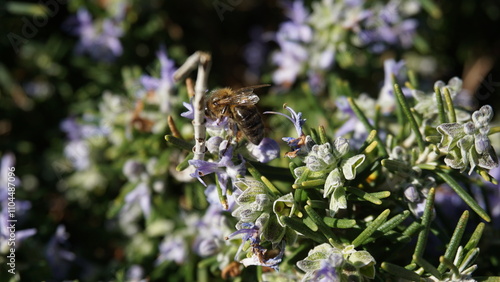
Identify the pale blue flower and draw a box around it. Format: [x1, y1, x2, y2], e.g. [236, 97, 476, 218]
[246, 137, 280, 163]
[140, 46, 176, 91]
[272, 1, 312, 86]
[193, 185, 236, 257]
[64, 140, 90, 170]
[66, 8, 124, 62]
[359, 1, 419, 52]
[265, 105, 306, 139]
[0, 153, 36, 250]
[156, 234, 188, 265]
[297, 243, 343, 281]
[139, 46, 177, 113]
[180, 100, 194, 120]
[189, 142, 246, 193]
[45, 225, 76, 280]
[60, 117, 82, 141]
[122, 182, 151, 219]
[378, 59, 410, 114]
[125, 265, 146, 282]
[227, 223, 285, 271]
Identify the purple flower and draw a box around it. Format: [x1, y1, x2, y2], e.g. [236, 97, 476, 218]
[283, 0, 310, 26]
[246, 138, 280, 163]
[0, 212, 36, 250]
[297, 244, 344, 281]
[64, 140, 90, 170]
[314, 255, 342, 281]
[61, 116, 109, 141]
[358, 3, 419, 52]
[66, 8, 124, 62]
[279, 1, 312, 42]
[45, 225, 76, 280]
[156, 234, 188, 265]
[139, 46, 177, 113]
[265, 105, 306, 138]
[265, 105, 307, 156]
[240, 242, 285, 271]
[180, 100, 194, 120]
[227, 223, 285, 270]
[140, 46, 176, 91]
[122, 182, 151, 219]
[377, 59, 410, 114]
[335, 97, 361, 137]
[60, 117, 82, 141]
[125, 265, 146, 282]
[272, 41, 308, 86]
[271, 1, 312, 86]
[0, 153, 36, 249]
[189, 141, 246, 193]
[226, 222, 260, 243]
[193, 185, 234, 256]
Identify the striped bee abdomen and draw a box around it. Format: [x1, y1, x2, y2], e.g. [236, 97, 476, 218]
[232, 105, 264, 145]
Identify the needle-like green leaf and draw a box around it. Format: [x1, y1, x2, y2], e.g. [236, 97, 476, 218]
[436, 171, 491, 222]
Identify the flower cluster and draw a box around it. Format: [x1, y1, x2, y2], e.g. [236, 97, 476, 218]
[437, 105, 498, 174]
[65, 7, 125, 62]
[297, 243, 376, 281]
[271, 0, 421, 90]
[293, 138, 365, 215]
[227, 179, 297, 270]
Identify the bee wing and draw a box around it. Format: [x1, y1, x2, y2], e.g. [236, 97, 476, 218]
[235, 84, 270, 94]
[231, 84, 270, 105]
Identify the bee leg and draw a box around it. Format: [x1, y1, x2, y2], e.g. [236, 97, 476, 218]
[221, 135, 233, 156]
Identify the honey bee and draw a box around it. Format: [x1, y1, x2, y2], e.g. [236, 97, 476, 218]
[205, 84, 269, 145]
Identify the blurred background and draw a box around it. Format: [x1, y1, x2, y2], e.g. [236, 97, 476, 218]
[1, 0, 500, 281]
